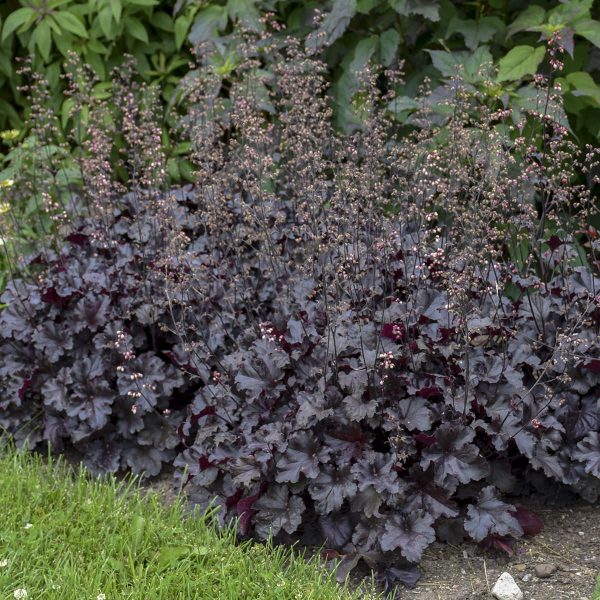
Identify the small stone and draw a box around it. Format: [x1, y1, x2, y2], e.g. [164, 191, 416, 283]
[492, 572, 524, 600]
[514, 563, 526, 572]
[578, 531, 585, 536]
[534, 563, 557, 579]
[522, 574, 533, 583]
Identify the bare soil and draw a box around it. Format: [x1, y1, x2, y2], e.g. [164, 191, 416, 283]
[401, 499, 600, 600]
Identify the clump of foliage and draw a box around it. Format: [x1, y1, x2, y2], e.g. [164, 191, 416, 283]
[0, 63, 197, 476]
[1, 28, 600, 596]
[0, 191, 194, 476]
[166, 34, 600, 588]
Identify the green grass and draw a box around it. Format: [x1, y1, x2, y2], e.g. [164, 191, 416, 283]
[0, 441, 377, 600]
[592, 574, 600, 600]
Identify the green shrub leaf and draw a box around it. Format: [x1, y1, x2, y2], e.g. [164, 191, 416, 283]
[565, 71, 600, 104]
[53, 11, 88, 38]
[125, 16, 149, 42]
[380, 29, 400, 66]
[507, 5, 546, 37]
[188, 5, 227, 45]
[174, 14, 191, 49]
[497, 45, 545, 82]
[1, 7, 36, 42]
[446, 16, 504, 50]
[575, 18, 600, 48]
[390, 0, 440, 21]
[31, 20, 53, 62]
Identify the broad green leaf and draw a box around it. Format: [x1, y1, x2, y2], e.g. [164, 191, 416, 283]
[157, 545, 192, 568]
[446, 16, 504, 50]
[0, 98, 22, 129]
[53, 29, 74, 57]
[46, 59, 61, 88]
[86, 37, 109, 54]
[60, 97, 75, 129]
[179, 158, 194, 182]
[188, 5, 227, 44]
[0, 52, 12, 78]
[548, 0, 592, 27]
[307, 0, 356, 51]
[97, 6, 114, 39]
[227, 0, 262, 31]
[167, 157, 180, 181]
[84, 49, 106, 79]
[497, 45, 545, 82]
[507, 5, 546, 37]
[46, 15, 62, 35]
[426, 49, 464, 78]
[55, 167, 82, 187]
[350, 34, 378, 73]
[150, 11, 174, 32]
[565, 71, 600, 104]
[125, 16, 148, 42]
[31, 20, 52, 62]
[92, 81, 113, 100]
[390, 0, 440, 22]
[356, 0, 380, 14]
[379, 29, 400, 66]
[575, 18, 600, 48]
[174, 14, 191, 49]
[387, 95, 419, 114]
[48, 0, 76, 8]
[53, 11, 88, 38]
[2, 7, 36, 42]
[463, 46, 494, 82]
[109, 0, 122, 22]
[511, 83, 571, 131]
[427, 46, 492, 83]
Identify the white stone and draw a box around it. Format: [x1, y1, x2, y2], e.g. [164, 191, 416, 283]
[492, 572, 524, 600]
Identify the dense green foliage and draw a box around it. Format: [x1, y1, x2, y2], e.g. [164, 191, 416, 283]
[1, 0, 600, 164]
[0, 440, 375, 599]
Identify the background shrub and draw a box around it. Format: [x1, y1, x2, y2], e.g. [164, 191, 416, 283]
[1, 0, 600, 175]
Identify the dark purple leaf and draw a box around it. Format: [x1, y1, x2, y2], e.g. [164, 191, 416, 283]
[420, 423, 488, 488]
[275, 432, 330, 483]
[319, 513, 355, 548]
[253, 484, 305, 539]
[464, 486, 523, 542]
[308, 466, 357, 513]
[380, 511, 436, 562]
[573, 432, 600, 478]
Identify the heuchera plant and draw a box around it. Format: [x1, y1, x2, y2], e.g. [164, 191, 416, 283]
[0, 189, 202, 476]
[0, 29, 599, 594]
